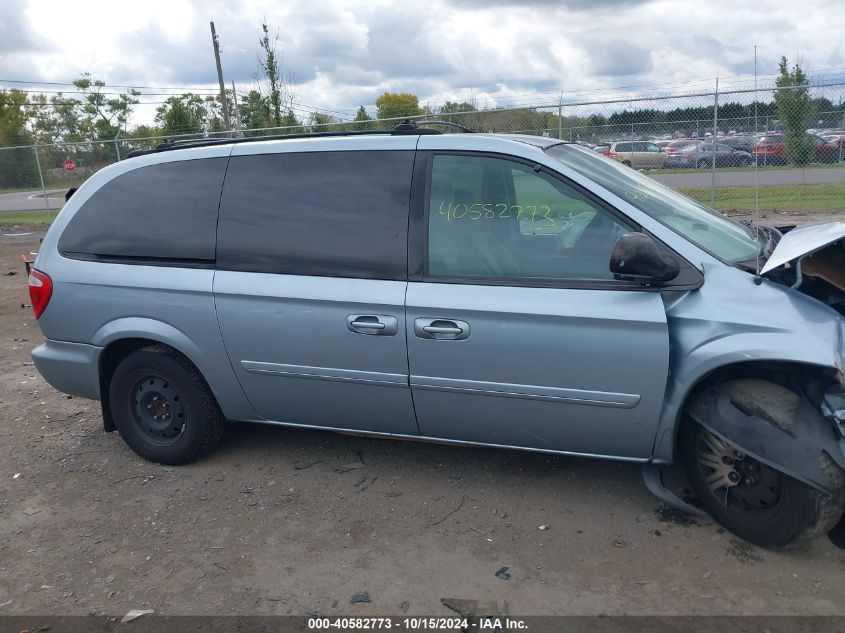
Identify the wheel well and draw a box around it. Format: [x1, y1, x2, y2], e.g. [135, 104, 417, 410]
[673, 361, 838, 455]
[99, 338, 174, 432]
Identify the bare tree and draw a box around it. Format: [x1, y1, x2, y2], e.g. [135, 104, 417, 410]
[257, 21, 297, 127]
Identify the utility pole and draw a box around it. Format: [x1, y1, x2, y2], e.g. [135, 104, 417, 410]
[210, 21, 231, 132]
[231, 81, 242, 136]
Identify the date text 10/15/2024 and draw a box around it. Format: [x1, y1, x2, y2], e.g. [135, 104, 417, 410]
[308, 617, 529, 630]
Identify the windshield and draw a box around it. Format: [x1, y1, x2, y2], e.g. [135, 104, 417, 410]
[544, 143, 761, 263]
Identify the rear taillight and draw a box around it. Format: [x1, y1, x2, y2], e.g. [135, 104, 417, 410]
[604, 150, 615, 157]
[28, 268, 52, 319]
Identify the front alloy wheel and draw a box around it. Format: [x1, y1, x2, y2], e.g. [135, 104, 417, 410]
[695, 427, 783, 512]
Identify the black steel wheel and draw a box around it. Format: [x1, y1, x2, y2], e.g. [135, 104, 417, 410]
[109, 344, 225, 465]
[130, 374, 187, 446]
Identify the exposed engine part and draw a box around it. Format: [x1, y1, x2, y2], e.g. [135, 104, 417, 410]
[802, 247, 845, 293]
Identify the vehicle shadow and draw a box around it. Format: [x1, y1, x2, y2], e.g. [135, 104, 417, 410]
[211, 419, 658, 509]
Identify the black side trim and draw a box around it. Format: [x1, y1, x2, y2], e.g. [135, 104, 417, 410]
[60, 252, 216, 269]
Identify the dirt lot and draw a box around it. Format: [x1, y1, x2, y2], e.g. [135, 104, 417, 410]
[1, 219, 845, 618]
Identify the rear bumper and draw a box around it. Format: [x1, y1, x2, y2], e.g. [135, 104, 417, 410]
[32, 339, 102, 401]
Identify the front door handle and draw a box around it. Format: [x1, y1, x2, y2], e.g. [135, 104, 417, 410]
[414, 318, 470, 341]
[347, 315, 398, 336]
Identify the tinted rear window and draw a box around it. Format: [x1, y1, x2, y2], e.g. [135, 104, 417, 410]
[217, 150, 414, 279]
[59, 158, 226, 262]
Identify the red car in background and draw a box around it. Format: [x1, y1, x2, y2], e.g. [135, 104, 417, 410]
[753, 132, 840, 165]
[663, 139, 698, 155]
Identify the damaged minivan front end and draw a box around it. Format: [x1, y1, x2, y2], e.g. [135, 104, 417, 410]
[546, 143, 845, 546]
[656, 221, 845, 545]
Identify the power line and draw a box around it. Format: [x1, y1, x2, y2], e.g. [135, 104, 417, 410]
[5, 88, 221, 97]
[0, 78, 222, 92]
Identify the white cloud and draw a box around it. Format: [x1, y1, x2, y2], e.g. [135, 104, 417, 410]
[2, 0, 844, 125]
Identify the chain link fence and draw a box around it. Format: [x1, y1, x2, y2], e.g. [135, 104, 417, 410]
[1, 81, 843, 222]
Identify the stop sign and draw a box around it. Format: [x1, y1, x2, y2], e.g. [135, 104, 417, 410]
[63, 159, 76, 172]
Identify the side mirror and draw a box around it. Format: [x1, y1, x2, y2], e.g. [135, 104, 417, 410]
[609, 233, 680, 283]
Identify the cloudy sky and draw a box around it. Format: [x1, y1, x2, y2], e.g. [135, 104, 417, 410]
[2, 0, 844, 125]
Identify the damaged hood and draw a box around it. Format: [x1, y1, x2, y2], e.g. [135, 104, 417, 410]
[761, 222, 845, 274]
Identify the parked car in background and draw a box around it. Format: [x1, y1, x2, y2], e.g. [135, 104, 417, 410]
[821, 133, 845, 158]
[753, 132, 840, 165]
[718, 135, 756, 153]
[606, 141, 667, 168]
[666, 142, 754, 168]
[662, 139, 698, 155]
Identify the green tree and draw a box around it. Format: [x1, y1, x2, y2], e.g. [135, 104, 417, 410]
[439, 101, 474, 126]
[155, 94, 207, 137]
[0, 89, 32, 146]
[774, 57, 816, 165]
[256, 21, 298, 128]
[375, 92, 422, 120]
[258, 22, 282, 125]
[0, 89, 38, 188]
[239, 89, 272, 130]
[440, 101, 474, 114]
[310, 112, 336, 133]
[73, 73, 140, 139]
[352, 105, 373, 130]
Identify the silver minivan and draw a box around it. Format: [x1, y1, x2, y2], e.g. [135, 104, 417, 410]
[28, 125, 845, 548]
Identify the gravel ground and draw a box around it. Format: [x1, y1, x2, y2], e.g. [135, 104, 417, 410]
[1, 223, 844, 617]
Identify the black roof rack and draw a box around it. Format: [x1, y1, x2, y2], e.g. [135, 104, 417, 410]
[126, 119, 474, 158]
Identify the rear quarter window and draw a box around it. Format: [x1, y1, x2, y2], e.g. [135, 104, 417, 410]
[216, 150, 414, 279]
[58, 158, 227, 263]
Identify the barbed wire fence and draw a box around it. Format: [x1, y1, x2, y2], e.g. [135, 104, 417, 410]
[1, 81, 843, 221]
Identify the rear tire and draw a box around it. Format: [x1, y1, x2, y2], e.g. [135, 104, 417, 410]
[109, 345, 225, 465]
[681, 379, 845, 548]
[622, 160, 632, 167]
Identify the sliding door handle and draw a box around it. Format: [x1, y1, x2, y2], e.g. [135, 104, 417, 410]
[347, 315, 398, 336]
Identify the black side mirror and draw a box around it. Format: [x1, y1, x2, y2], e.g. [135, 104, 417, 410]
[609, 233, 680, 283]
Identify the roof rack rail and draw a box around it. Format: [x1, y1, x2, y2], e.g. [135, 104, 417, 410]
[126, 119, 474, 159]
[393, 119, 475, 133]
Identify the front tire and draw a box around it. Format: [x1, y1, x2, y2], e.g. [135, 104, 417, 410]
[681, 380, 845, 548]
[109, 345, 225, 465]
